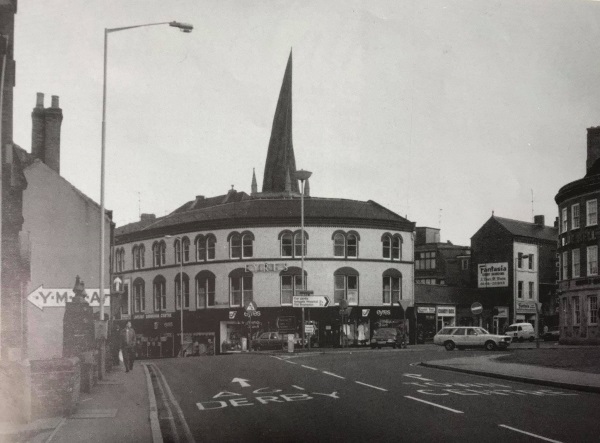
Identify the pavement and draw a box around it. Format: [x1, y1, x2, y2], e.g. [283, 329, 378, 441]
[1, 342, 599, 442]
[0, 362, 155, 443]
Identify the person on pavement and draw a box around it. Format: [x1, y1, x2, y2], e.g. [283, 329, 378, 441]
[121, 321, 136, 372]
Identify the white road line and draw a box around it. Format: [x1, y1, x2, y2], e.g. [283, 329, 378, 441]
[301, 365, 318, 370]
[498, 424, 563, 442]
[322, 371, 346, 380]
[355, 381, 388, 392]
[285, 360, 298, 365]
[404, 396, 464, 414]
[292, 385, 305, 390]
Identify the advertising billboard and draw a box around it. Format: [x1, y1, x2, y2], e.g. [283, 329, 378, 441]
[478, 262, 509, 288]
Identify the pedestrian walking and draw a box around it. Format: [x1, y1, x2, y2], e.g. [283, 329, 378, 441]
[121, 321, 136, 372]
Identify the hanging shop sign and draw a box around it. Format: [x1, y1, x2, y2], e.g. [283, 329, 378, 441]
[478, 262, 509, 288]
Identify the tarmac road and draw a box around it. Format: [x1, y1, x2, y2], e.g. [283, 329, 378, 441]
[153, 348, 600, 442]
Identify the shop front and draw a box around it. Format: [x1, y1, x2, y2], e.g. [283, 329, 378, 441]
[416, 306, 436, 343]
[493, 306, 509, 334]
[120, 314, 176, 359]
[516, 301, 538, 330]
[436, 306, 456, 331]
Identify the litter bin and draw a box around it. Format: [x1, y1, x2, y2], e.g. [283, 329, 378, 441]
[287, 334, 295, 353]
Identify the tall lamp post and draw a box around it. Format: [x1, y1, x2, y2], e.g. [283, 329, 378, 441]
[295, 169, 312, 350]
[98, 21, 192, 369]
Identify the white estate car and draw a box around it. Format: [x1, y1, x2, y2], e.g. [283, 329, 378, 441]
[433, 326, 512, 351]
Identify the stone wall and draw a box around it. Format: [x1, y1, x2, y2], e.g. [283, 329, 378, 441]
[28, 357, 80, 419]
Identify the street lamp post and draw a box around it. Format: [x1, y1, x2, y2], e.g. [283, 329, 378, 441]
[295, 170, 312, 351]
[98, 21, 192, 370]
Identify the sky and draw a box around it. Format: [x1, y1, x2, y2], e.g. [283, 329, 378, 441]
[11, 0, 600, 245]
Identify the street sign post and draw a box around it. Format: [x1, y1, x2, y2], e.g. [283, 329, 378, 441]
[293, 295, 329, 308]
[471, 302, 483, 315]
[245, 301, 258, 352]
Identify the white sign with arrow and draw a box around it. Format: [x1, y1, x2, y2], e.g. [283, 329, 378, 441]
[27, 285, 111, 310]
[293, 296, 330, 308]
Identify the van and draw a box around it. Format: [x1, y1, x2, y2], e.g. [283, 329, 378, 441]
[505, 322, 536, 342]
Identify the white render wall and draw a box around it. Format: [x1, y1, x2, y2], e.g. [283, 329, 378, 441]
[116, 225, 414, 313]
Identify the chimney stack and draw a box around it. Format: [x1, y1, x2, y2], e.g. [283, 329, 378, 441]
[587, 126, 600, 172]
[534, 215, 545, 226]
[30, 93, 63, 174]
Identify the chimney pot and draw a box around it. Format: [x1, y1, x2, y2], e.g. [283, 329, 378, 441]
[196, 195, 205, 200]
[51, 95, 59, 108]
[534, 215, 545, 226]
[36, 92, 44, 108]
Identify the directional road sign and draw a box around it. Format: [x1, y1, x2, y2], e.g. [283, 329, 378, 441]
[293, 295, 330, 308]
[27, 285, 111, 310]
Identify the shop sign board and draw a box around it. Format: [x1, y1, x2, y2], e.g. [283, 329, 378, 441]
[277, 316, 296, 332]
[495, 307, 509, 318]
[478, 262, 509, 288]
[437, 307, 455, 316]
[305, 324, 315, 335]
[517, 301, 537, 312]
[245, 263, 288, 273]
[417, 307, 436, 314]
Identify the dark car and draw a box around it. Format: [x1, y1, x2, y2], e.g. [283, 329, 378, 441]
[542, 328, 560, 341]
[370, 328, 406, 349]
[252, 332, 302, 350]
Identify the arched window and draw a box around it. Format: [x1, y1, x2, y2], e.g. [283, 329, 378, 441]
[175, 273, 190, 309]
[229, 231, 254, 259]
[334, 267, 359, 305]
[195, 235, 206, 261]
[206, 235, 216, 260]
[139, 244, 145, 268]
[182, 237, 190, 263]
[280, 266, 307, 305]
[153, 275, 166, 312]
[280, 231, 293, 257]
[382, 233, 402, 260]
[115, 248, 125, 272]
[229, 268, 253, 307]
[279, 230, 308, 258]
[132, 245, 139, 269]
[196, 270, 216, 308]
[174, 238, 182, 264]
[133, 278, 145, 313]
[347, 233, 358, 258]
[333, 233, 345, 257]
[153, 241, 166, 267]
[383, 269, 402, 304]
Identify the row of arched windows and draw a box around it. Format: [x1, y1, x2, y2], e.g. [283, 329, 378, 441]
[127, 268, 403, 313]
[116, 231, 404, 272]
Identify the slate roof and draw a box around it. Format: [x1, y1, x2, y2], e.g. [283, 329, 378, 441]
[115, 194, 414, 243]
[493, 216, 557, 242]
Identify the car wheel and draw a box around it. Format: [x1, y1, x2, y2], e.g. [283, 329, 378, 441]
[444, 341, 455, 351]
[528, 336, 535, 342]
[485, 341, 497, 351]
[518, 337, 525, 343]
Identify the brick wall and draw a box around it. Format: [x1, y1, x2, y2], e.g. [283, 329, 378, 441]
[29, 357, 80, 419]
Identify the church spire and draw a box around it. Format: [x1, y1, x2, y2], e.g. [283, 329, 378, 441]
[262, 50, 299, 193]
[251, 168, 257, 194]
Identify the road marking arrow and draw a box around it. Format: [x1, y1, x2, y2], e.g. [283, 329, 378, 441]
[403, 374, 433, 381]
[231, 378, 251, 388]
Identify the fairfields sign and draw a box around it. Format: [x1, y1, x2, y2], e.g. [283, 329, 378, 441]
[478, 263, 508, 288]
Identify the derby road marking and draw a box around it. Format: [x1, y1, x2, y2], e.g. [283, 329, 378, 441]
[404, 396, 464, 414]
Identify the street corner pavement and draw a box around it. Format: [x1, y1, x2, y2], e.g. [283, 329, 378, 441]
[420, 353, 600, 394]
[40, 363, 154, 443]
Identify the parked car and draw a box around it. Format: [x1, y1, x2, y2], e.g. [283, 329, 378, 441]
[542, 327, 560, 341]
[370, 328, 406, 349]
[505, 322, 536, 342]
[252, 332, 302, 350]
[433, 326, 512, 351]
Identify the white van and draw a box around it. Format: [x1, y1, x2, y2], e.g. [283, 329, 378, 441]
[505, 322, 536, 342]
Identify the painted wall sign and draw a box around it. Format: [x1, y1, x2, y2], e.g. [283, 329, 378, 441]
[478, 262, 509, 288]
[437, 307, 456, 316]
[27, 285, 110, 310]
[245, 263, 288, 273]
[517, 301, 537, 312]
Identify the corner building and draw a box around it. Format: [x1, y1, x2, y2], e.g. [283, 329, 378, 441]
[113, 53, 415, 355]
[555, 126, 600, 344]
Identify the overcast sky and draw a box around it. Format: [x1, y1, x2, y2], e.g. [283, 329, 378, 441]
[12, 0, 600, 245]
